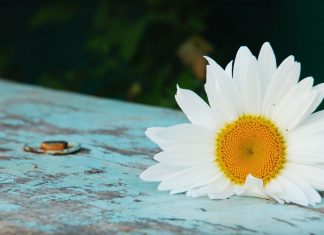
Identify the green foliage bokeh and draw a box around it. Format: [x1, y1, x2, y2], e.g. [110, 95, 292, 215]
[1, 0, 324, 109]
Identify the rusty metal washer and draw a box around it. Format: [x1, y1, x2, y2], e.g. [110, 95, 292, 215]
[23, 140, 81, 155]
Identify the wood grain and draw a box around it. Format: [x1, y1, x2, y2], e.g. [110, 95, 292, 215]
[0, 80, 323, 234]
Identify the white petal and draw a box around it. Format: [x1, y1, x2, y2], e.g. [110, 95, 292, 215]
[146, 125, 213, 140]
[309, 93, 324, 116]
[205, 85, 237, 122]
[145, 124, 214, 150]
[265, 179, 282, 194]
[186, 185, 210, 198]
[262, 56, 298, 116]
[175, 85, 216, 129]
[186, 188, 207, 198]
[154, 145, 214, 166]
[286, 133, 324, 165]
[258, 42, 277, 84]
[234, 174, 268, 199]
[233, 46, 255, 87]
[170, 173, 222, 195]
[264, 179, 285, 204]
[275, 175, 309, 206]
[204, 64, 228, 127]
[287, 151, 324, 165]
[282, 170, 321, 205]
[204, 56, 241, 118]
[300, 76, 314, 90]
[312, 83, 324, 110]
[187, 175, 231, 197]
[286, 130, 317, 147]
[270, 77, 317, 131]
[225, 60, 233, 77]
[287, 111, 324, 141]
[314, 83, 324, 96]
[162, 137, 214, 150]
[208, 184, 235, 200]
[187, 176, 235, 199]
[286, 163, 324, 191]
[240, 58, 262, 114]
[300, 110, 324, 127]
[158, 164, 220, 191]
[140, 163, 184, 182]
[209, 175, 231, 193]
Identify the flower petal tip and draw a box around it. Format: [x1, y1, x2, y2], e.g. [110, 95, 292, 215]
[203, 56, 215, 65]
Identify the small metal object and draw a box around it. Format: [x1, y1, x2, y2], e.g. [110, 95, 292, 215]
[41, 140, 68, 151]
[24, 140, 81, 155]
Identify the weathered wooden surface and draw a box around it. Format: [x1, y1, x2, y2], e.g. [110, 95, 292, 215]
[0, 80, 324, 235]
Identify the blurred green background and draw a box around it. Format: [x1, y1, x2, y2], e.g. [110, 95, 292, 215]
[0, 0, 323, 108]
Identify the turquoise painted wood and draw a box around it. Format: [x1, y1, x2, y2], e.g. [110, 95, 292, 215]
[0, 80, 324, 235]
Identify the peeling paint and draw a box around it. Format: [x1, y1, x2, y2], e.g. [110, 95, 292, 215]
[0, 80, 323, 234]
[84, 168, 105, 174]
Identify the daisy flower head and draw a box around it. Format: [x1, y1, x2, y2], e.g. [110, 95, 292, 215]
[140, 42, 324, 206]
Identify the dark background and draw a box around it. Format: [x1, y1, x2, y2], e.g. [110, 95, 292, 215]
[0, 0, 323, 108]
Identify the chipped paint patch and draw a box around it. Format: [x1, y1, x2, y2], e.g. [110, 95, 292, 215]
[0, 201, 20, 212]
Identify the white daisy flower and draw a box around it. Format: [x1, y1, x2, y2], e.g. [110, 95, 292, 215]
[140, 42, 324, 206]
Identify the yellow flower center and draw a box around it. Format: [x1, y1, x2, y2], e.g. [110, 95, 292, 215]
[215, 115, 286, 185]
